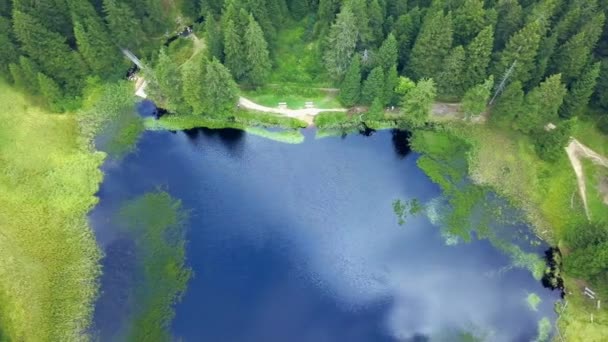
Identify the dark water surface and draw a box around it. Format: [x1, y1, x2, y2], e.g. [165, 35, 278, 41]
[91, 128, 559, 341]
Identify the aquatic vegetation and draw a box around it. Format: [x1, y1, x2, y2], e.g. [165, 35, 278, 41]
[117, 191, 192, 341]
[0, 83, 103, 341]
[533, 317, 552, 342]
[245, 127, 304, 144]
[392, 198, 424, 225]
[527, 293, 542, 311]
[80, 80, 143, 159]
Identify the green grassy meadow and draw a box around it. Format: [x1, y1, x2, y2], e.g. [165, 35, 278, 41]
[0, 83, 104, 341]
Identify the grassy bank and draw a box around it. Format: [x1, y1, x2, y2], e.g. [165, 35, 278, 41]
[409, 119, 608, 340]
[0, 83, 104, 340]
[144, 109, 307, 143]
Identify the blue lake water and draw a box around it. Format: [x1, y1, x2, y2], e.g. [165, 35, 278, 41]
[90, 127, 560, 341]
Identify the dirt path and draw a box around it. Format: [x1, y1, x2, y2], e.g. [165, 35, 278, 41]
[565, 138, 608, 219]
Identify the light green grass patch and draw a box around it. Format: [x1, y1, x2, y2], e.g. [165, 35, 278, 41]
[245, 127, 304, 144]
[527, 292, 542, 311]
[269, 18, 332, 87]
[0, 82, 103, 341]
[581, 159, 608, 223]
[242, 86, 341, 109]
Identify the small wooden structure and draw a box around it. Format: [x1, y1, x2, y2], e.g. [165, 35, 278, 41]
[278, 102, 287, 109]
[304, 101, 314, 109]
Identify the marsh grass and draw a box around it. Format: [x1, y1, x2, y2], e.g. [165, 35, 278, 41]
[0, 82, 104, 341]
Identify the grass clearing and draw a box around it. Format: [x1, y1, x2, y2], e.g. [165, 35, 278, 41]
[269, 18, 332, 87]
[242, 86, 341, 109]
[581, 159, 608, 223]
[0, 83, 104, 341]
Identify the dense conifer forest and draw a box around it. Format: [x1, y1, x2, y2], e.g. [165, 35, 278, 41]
[1, 0, 608, 340]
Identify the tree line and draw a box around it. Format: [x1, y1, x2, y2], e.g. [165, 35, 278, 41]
[1, 0, 608, 128]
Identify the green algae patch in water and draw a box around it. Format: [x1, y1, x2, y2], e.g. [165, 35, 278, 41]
[118, 191, 191, 341]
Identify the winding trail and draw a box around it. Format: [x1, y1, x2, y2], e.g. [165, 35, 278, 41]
[565, 138, 608, 219]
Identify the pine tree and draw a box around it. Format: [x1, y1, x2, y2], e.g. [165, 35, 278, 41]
[437, 46, 466, 98]
[103, 0, 144, 51]
[368, 96, 384, 119]
[393, 8, 422, 71]
[244, 14, 271, 87]
[12, 0, 74, 41]
[384, 65, 399, 106]
[551, 12, 605, 84]
[595, 59, 608, 111]
[492, 20, 543, 87]
[181, 56, 206, 114]
[37, 72, 64, 112]
[146, 48, 185, 113]
[204, 12, 223, 61]
[223, 19, 246, 80]
[378, 33, 398, 72]
[490, 80, 524, 127]
[462, 76, 494, 119]
[202, 58, 239, 117]
[346, 0, 370, 46]
[368, 0, 384, 46]
[72, 17, 121, 78]
[409, 9, 453, 80]
[464, 25, 493, 90]
[323, 6, 359, 79]
[494, 0, 523, 49]
[0, 16, 19, 80]
[400, 78, 436, 128]
[317, 0, 340, 32]
[452, 0, 486, 45]
[247, 0, 276, 44]
[560, 62, 601, 118]
[516, 74, 566, 133]
[361, 66, 385, 104]
[12, 10, 86, 92]
[17, 56, 40, 94]
[529, 33, 557, 86]
[339, 55, 362, 107]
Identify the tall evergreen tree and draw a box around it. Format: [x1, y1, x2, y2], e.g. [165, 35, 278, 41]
[12, 0, 74, 41]
[37, 72, 64, 112]
[393, 8, 422, 72]
[400, 78, 436, 128]
[244, 14, 271, 86]
[595, 59, 608, 111]
[377, 33, 398, 72]
[345, 0, 370, 46]
[462, 76, 494, 118]
[17, 56, 40, 94]
[223, 19, 246, 80]
[492, 20, 543, 88]
[323, 6, 359, 79]
[202, 58, 239, 116]
[384, 65, 399, 106]
[490, 80, 524, 127]
[72, 14, 121, 78]
[560, 62, 601, 118]
[409, 9, 453, 80]
[368, 0, 384, 46]
[529, 32, 557, 86]
[437, 46, 466, 98]
[146, 48, 185, 113]
[494, 0, 523, 49]
[103, 0, 144, 51]
[339, 55, 362, 107]
[464, 25, 493, 90]
[452, 0, 486, 45]
[181, 56, 206, 114]
[204, 12, 223, 61]
[0, 16, 19, 79]
[516, 74, 566, 132]
[12, 10, 86, 92]
[316, 0, 340, 33]
[551, 31, 596, 85]
[361, 66, 385, 104]
[247, 0, 276, 44]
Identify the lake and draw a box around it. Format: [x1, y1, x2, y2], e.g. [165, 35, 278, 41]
[90, 125, 560, 341]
